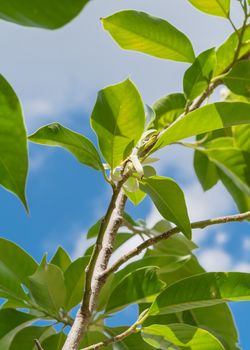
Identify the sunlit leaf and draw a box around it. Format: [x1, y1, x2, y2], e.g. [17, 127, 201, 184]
[102, 10, 195, 63]
[0, 0, 89, 29]
[91, 79, 145, 169]
[187, 0, 230, 17]
[29, 123, 104, 171]
[140, 176, 191, 239]
[0, 75, 28, 209]
[142, 323, 225, 349]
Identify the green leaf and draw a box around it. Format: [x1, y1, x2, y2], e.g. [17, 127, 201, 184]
[0, 75, 28, 209]
[106, 327, 152, 350]
[142, 323, 225, 349]
[151, 93, 186, 131]
[233, 124, 250, 153]
[184, 48, 217, 101]
[150, 272, 250, 315]
[139, 176, 191, 239]
[0, 238, 37, 301]
[29, 123, 103, 171]
[91, 79, 145, 169]
[153, 102, 250, 152]
[102, 10, 195, 63]
[124, 188, 146, 206]
[203, 147, 250, 195]
[0, 0, 89, 29]
[194, 150, 219, 191]
[29, 262, 66, 316]
[187, 0, 230, 17]
[9, 326, 53, 350]
[64, 256, 89, 311]
[79, 331, 112, 349]
[0, 309, 36, 349]
[41, 332, 66, 350]
[215, 25, 250, 76]
[223, 60, 250, 97]
[50, 247, 71, 272]
[219, 169, 250, 212]
[105, 267, 165, 313]
[86, 219, 102, 239]
[0, 238, 37, 284]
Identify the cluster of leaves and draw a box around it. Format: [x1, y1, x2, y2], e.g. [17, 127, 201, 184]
[0, 0, 250, 349]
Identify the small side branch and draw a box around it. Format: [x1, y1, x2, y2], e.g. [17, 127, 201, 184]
[104, 211, 250, 277]
[81, 310, 149, 350]
[34, 339, 44, 350]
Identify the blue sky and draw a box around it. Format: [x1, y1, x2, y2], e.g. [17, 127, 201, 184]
[0, 0, 250, 348]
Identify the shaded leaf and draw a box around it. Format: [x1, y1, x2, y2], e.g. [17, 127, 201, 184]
[106, 267, 165, 313]
[194, 150, 219, 191]
[151, 93, 186, 131]
[9, 326, 53, 350]
[0, 309, 36, 349]
[29, 262, 66, 316]
[0, 75, 28, 209]
[102, 10, 195, 63]
[64, 256, 89, 311]
[223, 60, 250, 97]
[91, 79, 145, 169]
[0, 0, 89, 29]
[50, 247, 71, 273]
[41, 332, 66, 350]
[29, 123, 103, 171]
[140, 176, 191, 239]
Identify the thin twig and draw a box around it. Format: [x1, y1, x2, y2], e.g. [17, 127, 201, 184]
[81, 310, 149, 350]
[103, 211, 250, 278]
[34, 339, 44, 350]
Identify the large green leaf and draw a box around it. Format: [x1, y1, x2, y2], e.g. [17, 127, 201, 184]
[41, 332, 66, 350]
[0, 309, 36, 349]
[234, 124, 250, 153]
[29, 123, 103, 171]
[223, 60, 250, 97]
[187, 0, 230, 17]
[219, 169, 250, 212]
[142, 323, 225, 349]
[215, 25, 250, 76]
[106, 327, 152, 350]
[102, 10, 195, 63]
[153, 102, 250, 152]
[0, 75, 28, 209]
[0, 238, 37, 301]
[105, 267, 165, 313]
[9, 326, 53, 350]
[140, 176, 191, 239]
[183, 48, 216, 101]
[150, 272, 250, 315]
[91, 79, 145, 169]
[203, 147, 250, 195]
[151, 93, 186, 131]
[79, 331, 112, 350]
[194, 150, 219, 191]
[0, 0, 89, 29]
[50, 247, 71, 273]
[64, 256, 89, 311]
[29, 262, 66, 316]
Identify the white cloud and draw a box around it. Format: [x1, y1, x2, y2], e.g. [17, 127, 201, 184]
[198, 248, 232, 271]
[215, 231, 229, 245]
[242, 237, 250, 252]
[0, 0, 242, 129]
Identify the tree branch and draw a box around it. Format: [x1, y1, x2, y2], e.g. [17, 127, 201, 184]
[103, 211, 250, 278]
[62, 184, 127, 350]
[34, 339, 44, 350]
[80, 310, 149, 350]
